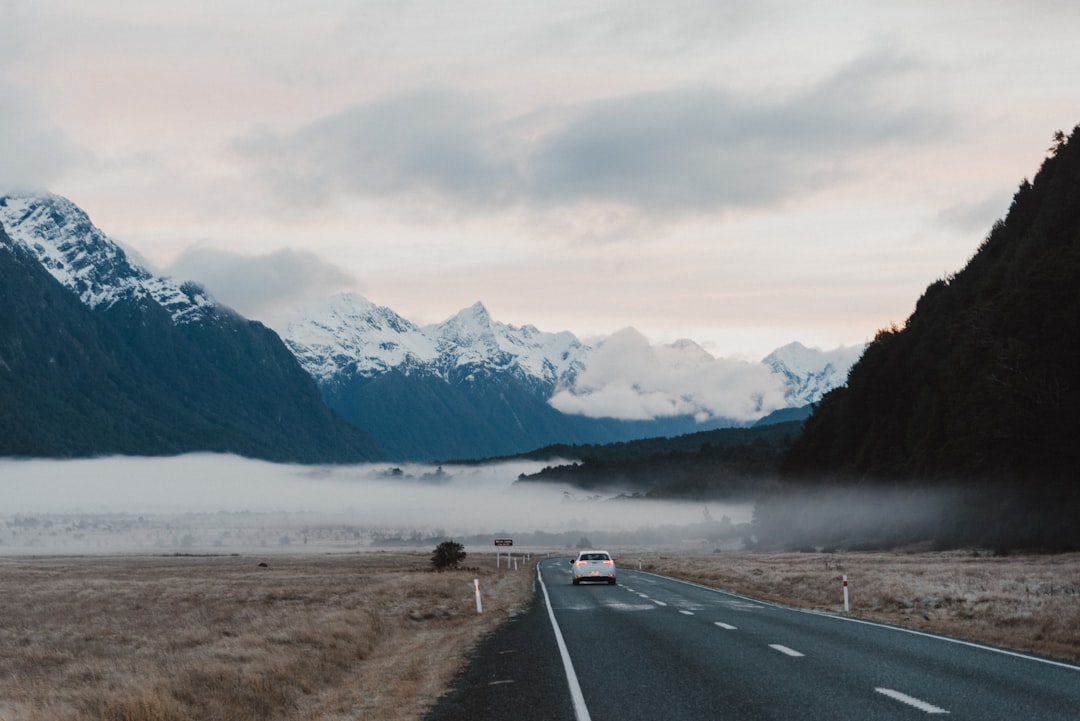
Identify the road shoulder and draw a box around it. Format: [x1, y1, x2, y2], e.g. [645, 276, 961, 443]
[425, 568, 576, 721]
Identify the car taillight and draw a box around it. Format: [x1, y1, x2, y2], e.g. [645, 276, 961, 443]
[602, 560, 614, 565]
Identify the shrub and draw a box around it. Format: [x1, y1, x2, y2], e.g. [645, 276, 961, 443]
[431, 540, 466, 570]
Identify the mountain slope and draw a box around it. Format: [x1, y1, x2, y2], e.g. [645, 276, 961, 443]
[778, 126, 1080, 549]
[0, 194, 382, 462]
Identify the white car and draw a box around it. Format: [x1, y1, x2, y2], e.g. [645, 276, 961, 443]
[570, 550, 617, 585]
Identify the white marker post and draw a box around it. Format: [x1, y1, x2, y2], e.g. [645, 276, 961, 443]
[474, 578, 483, 614]
[842, 575, 850, 612]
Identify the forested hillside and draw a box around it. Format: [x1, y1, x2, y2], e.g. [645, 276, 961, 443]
[515, 421, 802, 499]
[775, 127, 1080, 550]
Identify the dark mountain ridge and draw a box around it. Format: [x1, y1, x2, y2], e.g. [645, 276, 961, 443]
[774, 126, 1080, 550]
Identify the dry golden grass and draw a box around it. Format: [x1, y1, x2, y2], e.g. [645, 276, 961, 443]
[637, 549, 1080, 663]
[0, 552, 533, 721]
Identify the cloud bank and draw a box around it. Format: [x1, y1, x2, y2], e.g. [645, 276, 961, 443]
[550, 328, 787, 422]
[235, 49, 946, 222]
[165, 247, 358, 323]
[0, 454, 726, 534]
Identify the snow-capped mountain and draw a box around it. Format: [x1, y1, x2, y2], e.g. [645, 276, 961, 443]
[0, 192, 381, 462]
[284, 294, 860, 410]
[763, 341, 864, 406]
[281, 294, 863, 460]
[0, 193, 214, 324]
[283, 294, 587, 391]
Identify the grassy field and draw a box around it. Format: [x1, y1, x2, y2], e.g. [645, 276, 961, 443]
[0, 552, 533, 721]
[1, 549, 1077, 721]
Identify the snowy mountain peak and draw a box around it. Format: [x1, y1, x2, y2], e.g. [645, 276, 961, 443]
[282, 294, 588, 388]
[0, 192, 216, 324]
[762, 341, 864, 406]
[281, 293, 438, 382]
[433, 301, 498, 356]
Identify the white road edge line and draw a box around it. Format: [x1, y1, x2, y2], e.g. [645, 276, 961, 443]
[875, 687, 950, 714]
[634, 570, 1080, 672]
[538, 566, 593, 721]
[769, 644, 805, 657]
[714, 622, 737, 630]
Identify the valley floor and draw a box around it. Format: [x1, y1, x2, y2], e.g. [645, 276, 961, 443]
[1, 547, 1075, 720]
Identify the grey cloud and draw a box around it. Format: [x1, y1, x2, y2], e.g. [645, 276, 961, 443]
[0, 85, 79, 192]
[166, 247, 357, 323]
[530, 50, 947, 213]
[234, 88, 516, 209]
[238, 49, 947, 219]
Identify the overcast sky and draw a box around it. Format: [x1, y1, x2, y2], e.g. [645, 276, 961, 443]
[2, 0, 1078, 359]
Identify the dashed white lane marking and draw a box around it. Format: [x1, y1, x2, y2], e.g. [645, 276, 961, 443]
[875, 688, 950, 714]
[714, 622, 737, 630]
[653, 600, 668, 606]
[679, 610, 694, 616]
[769, 644, 805, 657]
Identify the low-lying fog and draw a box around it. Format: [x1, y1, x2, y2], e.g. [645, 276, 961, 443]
[0, 454, 752, 555]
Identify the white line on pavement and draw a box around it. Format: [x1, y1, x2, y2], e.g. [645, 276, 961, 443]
[714, 622, 737, 630]
[769, 644, 805, 657]
[875, 688, 950, 714]
[538, 566, 593, 721]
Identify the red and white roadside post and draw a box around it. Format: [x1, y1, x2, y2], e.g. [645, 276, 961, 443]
[842, 575, 850, 612]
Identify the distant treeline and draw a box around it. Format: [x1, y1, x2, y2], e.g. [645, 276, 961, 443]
[516, 422, 802, 499]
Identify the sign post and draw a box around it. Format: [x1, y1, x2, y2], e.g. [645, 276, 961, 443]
[494, 538, 512, 568]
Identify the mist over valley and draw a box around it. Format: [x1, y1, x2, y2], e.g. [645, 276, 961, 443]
[0, 454, 754, 556]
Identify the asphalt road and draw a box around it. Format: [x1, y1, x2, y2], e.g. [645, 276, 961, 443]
[427, 558, 1080, 721]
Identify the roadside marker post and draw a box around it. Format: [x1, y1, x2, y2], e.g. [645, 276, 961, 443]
[842, 575, 850, 612]
[474, 578, 483, 614]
